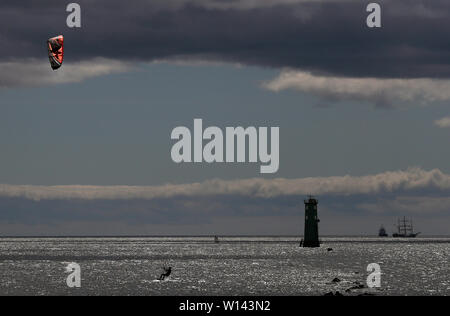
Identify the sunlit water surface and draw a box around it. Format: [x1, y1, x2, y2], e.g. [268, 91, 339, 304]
[0, 237, 448, 295]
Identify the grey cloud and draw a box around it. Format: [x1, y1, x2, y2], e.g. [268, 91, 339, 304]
[0, 168, 449, 201]
[1, 0, 450, 81]
[434, 117, 450, 128]
[1, 181, 449, 235]
[1, 168, 449, 235]
[263, 70, 450, 106]
[0, 58, 132, 88]
[357, 196, 450, 216]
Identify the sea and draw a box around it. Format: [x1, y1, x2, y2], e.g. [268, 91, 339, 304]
[0, 236, 448, 296]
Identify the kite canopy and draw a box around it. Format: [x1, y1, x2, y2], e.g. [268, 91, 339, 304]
[47, 35, 64, 70]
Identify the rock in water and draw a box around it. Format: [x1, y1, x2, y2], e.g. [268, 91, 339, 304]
[358, 292, 375, 296]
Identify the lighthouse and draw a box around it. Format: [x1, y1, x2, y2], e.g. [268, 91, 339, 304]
[302, 196, 320, 247]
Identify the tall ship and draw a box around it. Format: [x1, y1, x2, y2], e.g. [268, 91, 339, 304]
[378, 225, 388, 237]
[392, 217, 420, 238]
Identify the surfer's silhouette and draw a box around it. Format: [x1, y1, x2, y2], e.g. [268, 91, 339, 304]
[159, 266, 172, 281]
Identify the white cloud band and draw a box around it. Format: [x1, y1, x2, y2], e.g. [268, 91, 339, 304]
[0, 58, 132, 88]
[434, 117, 450, 128]
[0, 168, 448, 201]
[264, 70, 450, 106]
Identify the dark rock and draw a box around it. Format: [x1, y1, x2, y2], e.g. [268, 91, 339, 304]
[332, 277, 341, 283]
[327, 248, 333, 251]
[358, 292, 376, 296]
[334, 291, 344, 296]
[348, 284, 365, 290]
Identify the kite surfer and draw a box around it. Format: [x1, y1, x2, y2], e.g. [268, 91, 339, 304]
[159, 266, 172, 281]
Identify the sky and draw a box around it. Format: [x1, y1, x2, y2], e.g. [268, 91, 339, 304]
[0, 0, 449, 236]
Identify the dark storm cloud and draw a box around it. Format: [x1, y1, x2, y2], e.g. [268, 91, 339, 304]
[1, 0, 450, 78]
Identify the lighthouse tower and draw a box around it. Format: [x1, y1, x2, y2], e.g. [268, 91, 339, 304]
[302, 196, 320, 247]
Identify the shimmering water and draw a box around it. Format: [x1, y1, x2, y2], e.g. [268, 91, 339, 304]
[0, 237, 448, 295]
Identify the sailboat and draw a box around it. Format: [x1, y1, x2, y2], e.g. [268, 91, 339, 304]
[392, 217, 420, 238]
[378, 225, 388, 237]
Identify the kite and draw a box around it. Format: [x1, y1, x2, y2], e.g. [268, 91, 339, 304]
[47, 35, 64, 70]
